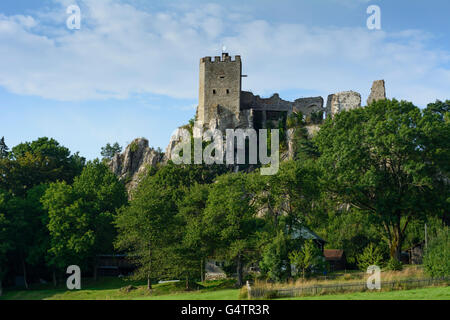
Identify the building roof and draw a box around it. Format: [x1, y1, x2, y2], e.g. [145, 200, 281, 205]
[324, 249, 345, 261]
[291, 226, 326, 244]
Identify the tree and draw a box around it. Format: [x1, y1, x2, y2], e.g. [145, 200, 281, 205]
[177, 183, 212, 283]
[289, 240, 324, 279]
[42, 160, 127, 281]
[259, 231, 289, 281]
[357, 243, 385, 271]
[0, 190, 14, 296]
[315, 99, 449, 260]
[203, 173, 260, 286]
[101, 142, 122, 160]
[0, 137, 8, 159]
[423, 226, 449, 277]
[0, 137, 85, 195]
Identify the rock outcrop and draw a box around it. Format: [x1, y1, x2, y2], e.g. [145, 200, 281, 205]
[109, 138, 163, 193]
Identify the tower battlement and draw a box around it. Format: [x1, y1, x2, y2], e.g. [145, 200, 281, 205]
[200, 53, 241, 64]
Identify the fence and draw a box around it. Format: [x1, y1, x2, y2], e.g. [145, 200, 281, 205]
[248, 277, 449, 299]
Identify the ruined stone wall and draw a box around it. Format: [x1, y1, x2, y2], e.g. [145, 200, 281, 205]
[367, 80, 386, 105]
[326, 91, 361, 118]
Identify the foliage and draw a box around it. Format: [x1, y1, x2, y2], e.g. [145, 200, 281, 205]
[357, 244, 385, 271]
[42, 160, 127, 275]
[259, 231, 289, 281]
[289, 240, 325, 279]
[385, 258, 403, 271]
[101, 142, 122, 160]
[0, 137, 8, 159]
[0, 137, 85, 195]
[315, 99, 450, 260]
[423, 227, 449, 277]
[203, 173, 261, 286]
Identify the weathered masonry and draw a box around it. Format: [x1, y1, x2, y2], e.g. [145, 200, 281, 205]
[197, 53, 384, 132]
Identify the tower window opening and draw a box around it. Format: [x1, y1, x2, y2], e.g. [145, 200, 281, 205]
[213, 89, 216, 94]
[226, 89, 230, 94]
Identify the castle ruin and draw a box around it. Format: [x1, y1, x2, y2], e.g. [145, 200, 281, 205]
[196, 52, 383, 132]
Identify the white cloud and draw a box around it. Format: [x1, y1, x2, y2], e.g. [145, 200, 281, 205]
[0, 0, 449, 106]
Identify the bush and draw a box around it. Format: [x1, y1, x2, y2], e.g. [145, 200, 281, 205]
[423, 227, 449, 277]
[385, 258, 403, 271]
[357, 244, 385, 271]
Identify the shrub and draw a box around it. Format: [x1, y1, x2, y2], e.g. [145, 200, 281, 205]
[357, 244, 385, 271]
[385, 257, 403, 271]
[423, 227, 449, 277]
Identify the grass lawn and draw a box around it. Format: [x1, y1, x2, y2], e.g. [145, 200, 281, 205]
[1, 276, 448, 300]
[278, 286, 450, 300]
[0, 277, 240, 300]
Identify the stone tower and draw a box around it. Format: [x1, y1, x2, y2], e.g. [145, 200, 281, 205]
[198, 53, 242, 127]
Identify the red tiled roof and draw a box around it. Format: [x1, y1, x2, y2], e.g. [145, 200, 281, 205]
[324, 249, 344, 261]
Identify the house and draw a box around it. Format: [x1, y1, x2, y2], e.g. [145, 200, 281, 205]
[291, 226, 326, 252]
[324, 249, 346, 271]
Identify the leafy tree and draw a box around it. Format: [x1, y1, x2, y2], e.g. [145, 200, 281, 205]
[177, 183, 211, 283]
[0, 190, 14, 296]
[115, 163, 217, 290]
[259, 231, 289, 281]
[42, 160, 127, 281]
[101, 142, 122, 160]
[357, 243, 385, 271]
[0, 137, 8, 159]
[315, 99, 449, 260]
[0, 137, 85, 195]
[289, 240, 324, 279]
[423, 227, 449, 277]
[203, 173, 260, 286]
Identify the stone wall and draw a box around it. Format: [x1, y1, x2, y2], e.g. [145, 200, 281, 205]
[367, 80, 386, 105]
[326, 91, 361, 118]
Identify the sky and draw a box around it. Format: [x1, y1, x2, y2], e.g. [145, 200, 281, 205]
[1, 0, 449, 160]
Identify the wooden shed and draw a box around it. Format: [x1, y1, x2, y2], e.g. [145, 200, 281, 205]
[324, 249, 346, 271]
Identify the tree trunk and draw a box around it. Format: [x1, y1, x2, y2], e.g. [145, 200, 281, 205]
[185, 275, 189, 290]
[200, 258, 204, 283]
[21, 254, 28, 290]
[53, 270, 57, 287]
[93, 256, 98, 282]
[236, 254, 243, 287]
[0, 266, 3, 297]
[147, 245, 152, 291]
[389, 227, 404, 261]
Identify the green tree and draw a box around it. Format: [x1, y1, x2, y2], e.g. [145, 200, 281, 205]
[101, 142, 122, 160]
[115, 163, 213, 290]
[259, 231, 289, 281]
[0, 137, 85, 195]
[357, 243, 385, 271]
[42, 160, 127, 281]
[177, 183, 212, 284]
[0, 137, 8, 159]
[423, 227, 449, 277]
[315, 99, 449, 260]
[0, 190, 14, 296]
[203, 173, 261, 286]
[289, 240, 324, 279]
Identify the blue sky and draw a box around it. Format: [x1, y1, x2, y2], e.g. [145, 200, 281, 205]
[1, 0, 449, 159]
